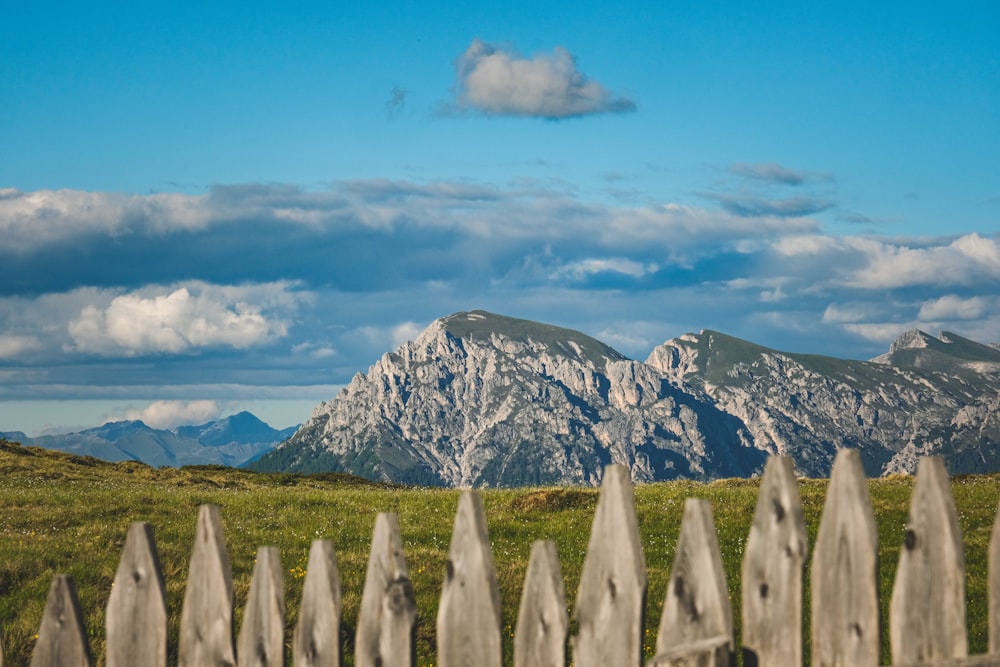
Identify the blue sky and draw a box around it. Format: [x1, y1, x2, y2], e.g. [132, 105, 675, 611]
[1, 1, 998, 434]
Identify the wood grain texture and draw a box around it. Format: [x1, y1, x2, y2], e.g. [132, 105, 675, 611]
[811, 448, 880, 667]
[656, 498, 732, 663]
[178, 504, 236, 667]
[30, 574, 90, 667]
[573, 464, 647, 667]
[514, 540, 567, 667]
[237, 547, 284, 667]
[106, 522, 167, 667]
[356, 513, 416, 667]
[741, 455, 807, 667]
[293, 540, 342, 667]
[891, 457, 967, 665]
[437, 491, 502, 667]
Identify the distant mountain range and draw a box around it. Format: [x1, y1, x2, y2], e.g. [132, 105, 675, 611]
[250, 310, 1000, 486]
[2, 411, 296, 468]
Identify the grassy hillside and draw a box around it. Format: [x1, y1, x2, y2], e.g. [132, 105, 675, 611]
[1, 438, 998, 665]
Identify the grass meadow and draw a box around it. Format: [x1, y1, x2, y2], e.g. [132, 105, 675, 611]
[1, 438, 998, 665]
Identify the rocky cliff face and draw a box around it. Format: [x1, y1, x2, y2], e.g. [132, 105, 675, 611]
[253, 313, 1000, 485]
[254, 311, 765, 486]
[646, 329, 1000, 477]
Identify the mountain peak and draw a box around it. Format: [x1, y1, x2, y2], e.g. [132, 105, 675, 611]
[872, 327, 1000, 372]
[433, 310, 627, 367]
[887, 329, 935, 353]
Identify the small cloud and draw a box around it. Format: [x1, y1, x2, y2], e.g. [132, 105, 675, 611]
[837, 210, 876, 225]
[452, 39, 635, 119]
[703, 192, 834, 218]
[917, 294, 988, 321]
[730, 163, 831, 186]
[385, 86, 408, 119]
[109, 399, 222, 429]
[0, 334, 42, 358]
[352, 320, 427, 351]
[292, 341, 337, 359]
[554, 257, 658, 281]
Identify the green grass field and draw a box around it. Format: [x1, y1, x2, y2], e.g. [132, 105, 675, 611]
[1, 438, 997, 666]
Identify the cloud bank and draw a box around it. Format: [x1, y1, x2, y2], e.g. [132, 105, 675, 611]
[0, 180, 997, 407]
[453, 39, 636, 118]
[66, 282, 298, 356]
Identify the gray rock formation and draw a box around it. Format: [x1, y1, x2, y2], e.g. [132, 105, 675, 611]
[646, 329, 1000, 477]
[253, 311, 765, 486]
[253, 312, 1000, 485]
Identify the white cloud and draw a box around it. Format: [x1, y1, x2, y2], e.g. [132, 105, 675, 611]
[67, 282, 295, 356]
[844, 233, 1000, 289]
[0, 335, 42, 358]
[352, 320, 428, 351]
[918, 294, 989, 321]
[453, 39, 635, 118]
[773, 234, 841, 257]
[292, 341, 337, 359]
[840, 322, 921, 344]
[0, 188, 211, 253]
[110, 399, 222, 429]
[554, 258, 658, 281]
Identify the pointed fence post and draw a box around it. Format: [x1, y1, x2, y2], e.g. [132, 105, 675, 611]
[742, 456, 807, 667]
[30, 574, 90, 667]
[293, 540, 342, 667]
[811, 448, 879, 667]
[237, 547, 285, 667]
[990, 495, 1000, 655]
[179, 504, 236, 667]
[356, 513, 416, 667]
[515, 540, 567, 667]
[106, 522, 168, 667]
[890, 456, 967, 664]
[573, 464, 646, 667]
[650, 498, 732, 667]
[437, 491, 502, 667]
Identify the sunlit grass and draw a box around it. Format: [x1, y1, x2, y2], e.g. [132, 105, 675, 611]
[1, 439, 997, 666]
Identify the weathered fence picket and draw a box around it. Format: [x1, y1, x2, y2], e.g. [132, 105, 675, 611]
[810, 448, 880, 667]
[891, 457, 967, 665]
[741, 455, 808, 667]
[30, 574, 90, 667]
[178, 504, 236, 667]
[572, 463, 646, 667]
[18, 451, 1000, 667]
[514, 540, 567, 667]
[437, 490, 502, 667]
[237, 546, 285, 667]
[106, 522, 167, 667]
[293, 539, 341, 667]
[356, 512, 416, 667]
[650, 498, 733, 667]
[990, 496, 1000, 655]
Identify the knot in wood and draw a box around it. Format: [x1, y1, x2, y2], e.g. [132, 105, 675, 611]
[673, 576, 685, 599]
[903, 528, 917, 551]
[772, 498, 785, 522]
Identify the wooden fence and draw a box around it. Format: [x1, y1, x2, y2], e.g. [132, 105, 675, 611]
[12, 450, 1000, 667]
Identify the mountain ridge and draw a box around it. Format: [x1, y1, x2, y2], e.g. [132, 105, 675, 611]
[1, 411, 296, 468]
[252, 310, 1000, 486]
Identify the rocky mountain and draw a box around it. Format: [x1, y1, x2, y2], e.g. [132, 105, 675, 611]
[647, 329, 1000, 477]
[252, 311, 1000, 487]
[253, 311, 767, 486]
[2, 412, 296, 468]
